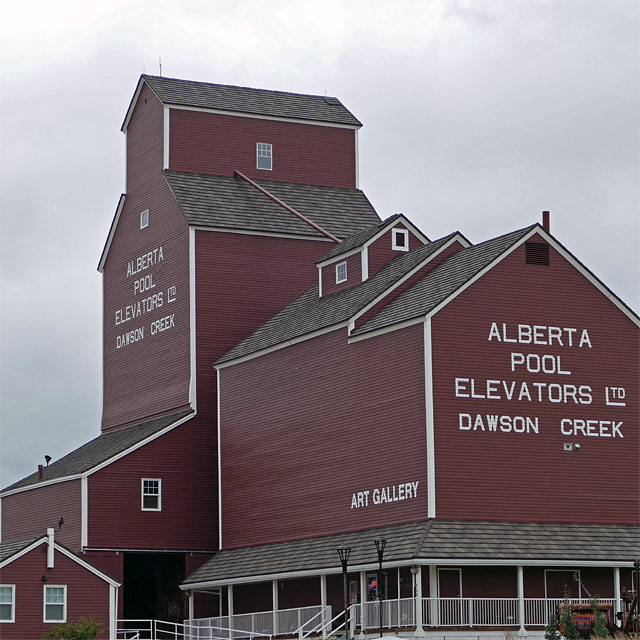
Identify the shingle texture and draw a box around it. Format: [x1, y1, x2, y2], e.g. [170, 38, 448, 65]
[353, 224, 536, 335]
[142, 75, 362, 126]
[184, 520, 639, 585]
[317, 214, 405, 262]
[165, 172, 380, 240]
[2, 410, 193, 492]
[0, 536, 43, 563]
[217, 233, 460, 364]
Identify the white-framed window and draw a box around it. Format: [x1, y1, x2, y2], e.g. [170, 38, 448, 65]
[141, 478, 161, 511]
[140, 209, 149, 229]
[44, 585, 66, 623]
[335, 261, 347, 284]
[392, 228, 409, 251]
[257, 143, 272, 170]
[0, 585, 15, 623]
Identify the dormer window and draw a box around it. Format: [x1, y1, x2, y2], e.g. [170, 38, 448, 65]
[392, 228, 409, 251]
[140, 209, 149, 229]
[336, 261, 347, 284]
[257, 143, 272, 170]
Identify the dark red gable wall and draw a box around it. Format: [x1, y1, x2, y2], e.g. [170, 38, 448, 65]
[1, 544, 111, 639]
[2, 480, 81, 550]
[169, 110, 357, 188]
[321, 251, 362, 296]
[431, 234, 639, 524]
[220, 324, 426, 549]
[87, 416, 217, 550]
[367, 224, 424, 278]
[102, 83, 191, 431]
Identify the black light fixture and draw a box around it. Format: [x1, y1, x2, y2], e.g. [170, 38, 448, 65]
[44, 455, 52, 467]
[374, 536, 387, 638]
[337, 544, 351, 640]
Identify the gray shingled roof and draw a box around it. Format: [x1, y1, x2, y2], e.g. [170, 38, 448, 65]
[353, 224, 537, 336]
[317, 214, 404, 263]
[2, 410, 193, 493]
[217, 233, 460, 364]
[184, 520, 639, 585]
[164, 172, 380, 240]
[0, 536, 43, 563]
[142, 75, 362, 126]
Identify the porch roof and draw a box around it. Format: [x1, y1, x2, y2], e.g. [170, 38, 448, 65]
[183, 519, 639, 588]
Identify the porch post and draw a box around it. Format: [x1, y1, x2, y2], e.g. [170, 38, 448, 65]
[320, 574, 328, 639]
[273, 579, 279, 636]
[414, 566, 426, 636]
[517, 565, 527, 637]
[429, 565, 438, 628]
[188, 589, 194, 620]
[614, 567, 621, 627]
[228, 585, 234, 639]
[358, 570, 367, 639]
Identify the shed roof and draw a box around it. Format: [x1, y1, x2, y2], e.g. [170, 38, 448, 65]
[127, 75, 362, 129]
[165, 171, 380, 240]
[1, 410, 193, 493]
[217, 232, 461, 364]
[184, 519, 639, 586]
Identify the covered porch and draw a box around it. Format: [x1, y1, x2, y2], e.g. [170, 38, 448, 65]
[181, 520, 638, 637]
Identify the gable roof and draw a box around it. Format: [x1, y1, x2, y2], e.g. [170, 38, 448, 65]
[1, 410, 193, 494]
[123, 75, 362, 132]
[183, 519, 639, 587]
[0, 536, 42, 563]
[317, 213, 430, 264]
[217, 232, 463, 365]
[165, 171, 380, 240]
[353, 224, 536, 336]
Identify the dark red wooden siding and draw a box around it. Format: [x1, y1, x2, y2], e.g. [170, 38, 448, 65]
[169, 109, 357, 188]
[524, 567, 615, 598]
[462, 566, 517, 597]
[2, 480, 81, 550]
[321, 251, 362, 296]
[219, 324, 426, 549]
[367, 224, 424, 278]
[431, 234, 639, 524]
[280, 577, 321, 609]
[102, 84, 191, 431]
[87, 416, 217, 550]
[1, 544, 111, 639]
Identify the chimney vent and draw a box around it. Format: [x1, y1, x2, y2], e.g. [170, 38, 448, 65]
[542, 210, 550, 232]
[38, 464, 44, 480]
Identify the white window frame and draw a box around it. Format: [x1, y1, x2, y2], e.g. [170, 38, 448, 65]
[392, 228, 409, 251]
[256, 143, 272, 170]
[141, 478, 162, 511]
[0, 585, 15, 623]
[43, 585, 66, 623]
[437, 567, 462, 598]
[335, 261, 347, 284]
[140, 209, 149, 229]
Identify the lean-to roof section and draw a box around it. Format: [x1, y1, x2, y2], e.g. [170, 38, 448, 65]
[216, 232, 462, 366]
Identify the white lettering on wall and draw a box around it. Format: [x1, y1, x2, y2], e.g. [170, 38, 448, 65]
[350, 481, 419, 509]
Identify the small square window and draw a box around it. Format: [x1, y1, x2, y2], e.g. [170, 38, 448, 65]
[336, 261, 347, 284]
[0, 586, 15, 623]
[140, 209, 149, 229]
[142, 478, 161, 511]
[44, 585, 66, 623]
[392, 228, 409, 251]
[257, 143, 272, 170]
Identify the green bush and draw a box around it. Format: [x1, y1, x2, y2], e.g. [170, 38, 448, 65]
[591, 596, 609, 638]
[42, 616, 103, 639]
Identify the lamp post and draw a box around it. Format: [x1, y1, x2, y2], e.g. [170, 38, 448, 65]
[374, 537, 386, 638]
[337, 544, 351, 640]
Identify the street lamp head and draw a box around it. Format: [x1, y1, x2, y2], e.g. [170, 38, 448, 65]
[374, 536, 386, 558]
[337, 543, 351, 566]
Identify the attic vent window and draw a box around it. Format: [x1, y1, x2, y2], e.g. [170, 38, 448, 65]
[392, 228, 409, 251]
[526, 242, 550, 266]
[257, 143, 272, 170]
[140, 209, 149, 229]
[336, 261, 347, 284]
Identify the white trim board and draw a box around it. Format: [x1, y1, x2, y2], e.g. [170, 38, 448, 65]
[97, 194, 126, 273]
[190, 225, 333, 242]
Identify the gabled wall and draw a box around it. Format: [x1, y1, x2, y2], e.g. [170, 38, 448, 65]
[102, 84, 191, 431]
[430, 233, 639, 523]
[169, 109, 357, 188]
[366, 222, 424, 277]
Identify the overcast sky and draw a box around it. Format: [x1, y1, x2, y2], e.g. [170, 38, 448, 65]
[1, 0, 638, 489]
